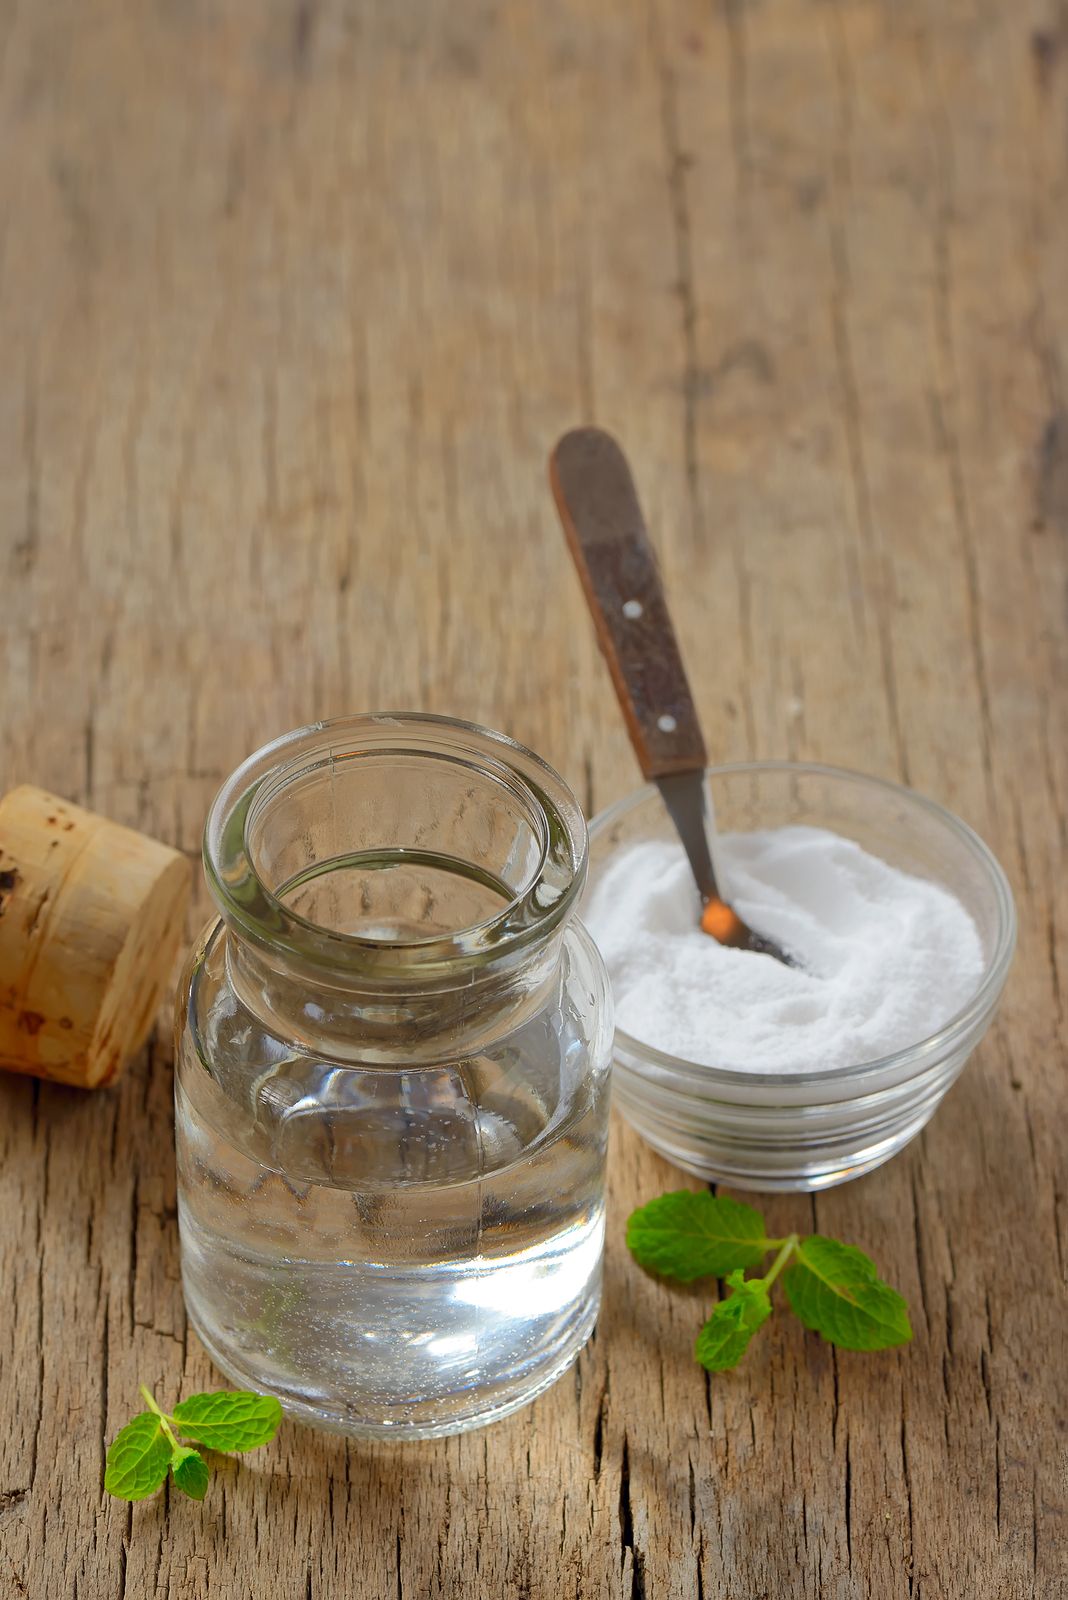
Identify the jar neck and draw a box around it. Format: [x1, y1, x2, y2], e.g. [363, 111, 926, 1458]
[223, 923, 567, 1063]
[203, 715, 587, 1061]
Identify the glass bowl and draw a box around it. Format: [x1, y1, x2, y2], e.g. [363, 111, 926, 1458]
[586, 763, 1016, 1191]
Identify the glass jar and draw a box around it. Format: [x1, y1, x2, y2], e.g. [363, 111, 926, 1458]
[174, 715, 613, 1439]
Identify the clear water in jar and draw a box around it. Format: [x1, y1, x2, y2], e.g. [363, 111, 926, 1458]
[175, 857, 610, 1438]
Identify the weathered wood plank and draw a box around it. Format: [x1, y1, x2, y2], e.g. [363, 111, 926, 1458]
[0, 1, 1064, 1596]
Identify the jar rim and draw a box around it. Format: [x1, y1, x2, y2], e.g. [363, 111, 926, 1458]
[204, 713, 588, 983]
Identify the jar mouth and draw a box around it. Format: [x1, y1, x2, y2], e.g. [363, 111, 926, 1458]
[204, 714, 588, 982]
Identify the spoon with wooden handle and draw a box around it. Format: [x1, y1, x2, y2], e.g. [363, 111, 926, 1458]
[549, 426, 794, 964]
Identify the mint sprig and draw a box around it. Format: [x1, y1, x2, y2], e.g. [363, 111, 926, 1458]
[103, 1411, 175, 1501]
[627, 1190, 912, 1373]
[170, 1390, 284, 1451]
[784, 1235, 913, 1350]
[168, 1445, 210, 1501]
[104, 1385, 282, 1503]
[693, 1269, 772, 1371]
[625, 1190, 773, 1280]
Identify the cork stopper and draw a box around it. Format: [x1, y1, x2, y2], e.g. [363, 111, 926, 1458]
[0, 786, 190, 1088]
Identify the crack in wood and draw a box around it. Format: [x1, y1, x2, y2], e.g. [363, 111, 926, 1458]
[916, 17, 998, 823]
[591, 1373, 608, 1481]
[1038, 410, 1068, 536]
[293, 0, 316, 72]
[618, 1432, 646, 1600]
[652, 15, 703, 550]
[15, 352, 39, 575]
[824, 4, 909, 786]
[722, 0, 750, 197]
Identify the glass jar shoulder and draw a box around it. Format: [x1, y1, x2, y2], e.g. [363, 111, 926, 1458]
[558, 916, 614, 1077]
[178, 920, 612, 1077]
[176, 918, 613, 1190]
[177, 919, 296, 1094]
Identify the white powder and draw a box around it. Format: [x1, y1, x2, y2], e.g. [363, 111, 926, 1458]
[584, 826, 985, 1073]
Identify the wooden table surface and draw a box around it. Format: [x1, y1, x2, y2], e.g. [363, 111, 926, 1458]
[2, 1, 1065, 1595]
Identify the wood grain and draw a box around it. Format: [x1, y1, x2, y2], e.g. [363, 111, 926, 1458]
[1, 1, 1065, 1596]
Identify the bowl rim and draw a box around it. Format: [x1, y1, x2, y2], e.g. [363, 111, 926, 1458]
[586, 760, 1017, 1090]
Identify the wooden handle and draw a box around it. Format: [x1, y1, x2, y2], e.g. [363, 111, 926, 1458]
[0, 786, 190, 1088]
[549, 427, 706, 779]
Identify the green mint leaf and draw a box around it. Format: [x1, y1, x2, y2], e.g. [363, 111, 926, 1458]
[171, 1390, 283, 1452]
[784, 1236, 913, 1352]
[170, 1445, 209, 1501]
[626, 1190, 772, 1281]
[694, 1269, 773, 1372]
[104, 1413, 172, 1501]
